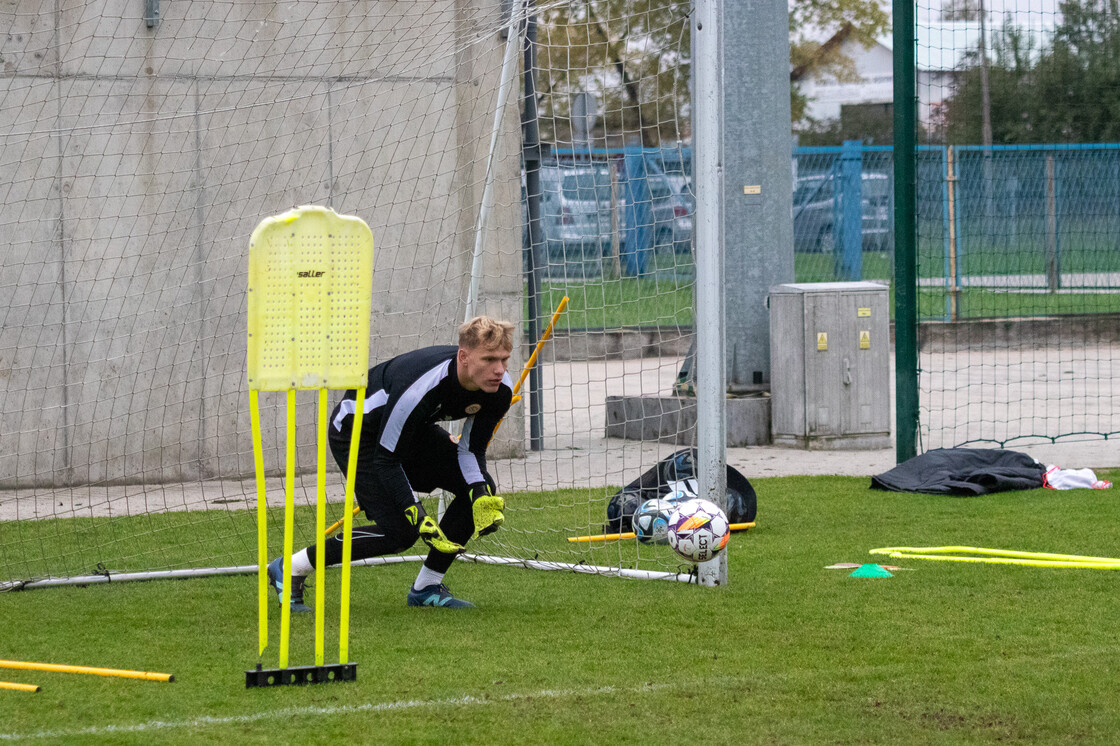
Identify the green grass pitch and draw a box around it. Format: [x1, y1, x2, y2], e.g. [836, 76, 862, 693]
[2, 470, 1119, 744]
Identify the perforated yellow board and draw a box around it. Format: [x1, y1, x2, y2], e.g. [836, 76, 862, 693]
[247, 206, 373, 391]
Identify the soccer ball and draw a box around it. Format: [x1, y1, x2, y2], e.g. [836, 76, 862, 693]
[663, 489, 690, 506]
[632, 499, 675, 545]
[667, 498, 731, 563]
[664, 478, 698, 505]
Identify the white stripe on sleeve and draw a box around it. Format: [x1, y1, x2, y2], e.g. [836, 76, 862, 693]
[456, 416, 486, 485]
[379, 361, 451, 452]
[332, 389, 389, 431]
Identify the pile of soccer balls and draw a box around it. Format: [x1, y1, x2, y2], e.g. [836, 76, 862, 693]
[632, 493, 731, 563]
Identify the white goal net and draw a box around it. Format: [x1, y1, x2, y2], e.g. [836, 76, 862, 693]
[1, 0, 715, 590]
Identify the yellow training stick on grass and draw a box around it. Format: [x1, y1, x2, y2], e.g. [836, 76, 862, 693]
[869, 546, 1120, 568]
[0, 681, 41, 693]
[569, 522, 755, 543]
[0, 660, 173, 682]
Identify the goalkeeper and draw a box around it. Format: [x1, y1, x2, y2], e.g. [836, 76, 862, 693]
[267, 316, 513, 610]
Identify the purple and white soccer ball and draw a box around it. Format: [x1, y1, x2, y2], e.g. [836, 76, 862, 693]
[632, 498, 675, 545]
[666, 498, 731, 563]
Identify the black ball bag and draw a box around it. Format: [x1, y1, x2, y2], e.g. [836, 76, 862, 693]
[605, 448, 757, 532]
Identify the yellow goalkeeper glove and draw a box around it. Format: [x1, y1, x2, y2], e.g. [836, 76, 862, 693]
[469, 485, 505, 539]
[406, 505, 464, 555]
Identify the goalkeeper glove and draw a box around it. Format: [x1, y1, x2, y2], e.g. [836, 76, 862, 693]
[406, 505, 464, 555]
[469, 484, 505, 539]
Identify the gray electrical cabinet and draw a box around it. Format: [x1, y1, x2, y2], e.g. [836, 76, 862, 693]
[769, 282, 891, 449]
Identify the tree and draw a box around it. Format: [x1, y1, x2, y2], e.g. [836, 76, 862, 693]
[944, 0, 1120, 144]
[533, 0, 890, 146]
[536, 1, 691, 147]
[940, 0, 983, 22]
[1032, 0, 1120, 141]
[943, 22, 1039, 144]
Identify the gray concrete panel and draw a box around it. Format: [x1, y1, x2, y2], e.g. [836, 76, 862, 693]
[605, 394, 771, 447]
[721, 0, 795, 391]
[2, 0, 524, 486]
[0, 0, 59, 73]
[53, 77, 205, 484]
[0, 77, 62, 486]
[50, 0, 464, 80]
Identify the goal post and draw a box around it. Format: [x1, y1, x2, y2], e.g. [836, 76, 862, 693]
[692, 0, 728, 587]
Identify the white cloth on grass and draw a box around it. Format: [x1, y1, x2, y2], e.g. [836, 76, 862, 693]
[1043, 465, 1112, 490]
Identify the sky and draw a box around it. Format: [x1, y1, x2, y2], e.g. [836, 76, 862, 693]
[914, 0, 1061, 27]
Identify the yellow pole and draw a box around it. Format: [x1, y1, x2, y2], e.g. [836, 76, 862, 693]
[323, 508, 355, 539]
[314, 388, 328, 666]
[877, 552, 1120, 569]
[0, 660, 173, 683]
[946, 146, 959, 321]
[339, 388, 364, 665]
[279, 389, 297, 669]
[510, 295, 569, 406]
[249, 390, 268, 657]
[568, 522, 755, 543]
[0, 681, 41, 693]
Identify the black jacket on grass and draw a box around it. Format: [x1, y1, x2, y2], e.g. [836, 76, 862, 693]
[871, 448, 1045, 495]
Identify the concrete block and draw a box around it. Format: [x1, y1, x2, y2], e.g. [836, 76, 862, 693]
[771, 432, 891, 450]
[605, 394, 771, 447]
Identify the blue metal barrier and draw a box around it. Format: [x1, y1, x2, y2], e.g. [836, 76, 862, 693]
[793, 143, 1120, 318]
[838, 140, 864, 280]
[547, 146, 668, 277]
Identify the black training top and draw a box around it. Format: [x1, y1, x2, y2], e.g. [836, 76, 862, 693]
[329, 345, 513, 502]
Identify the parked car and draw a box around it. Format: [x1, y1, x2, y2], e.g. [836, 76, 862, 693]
[793, 172, 892, 253]
[646, 173, 692, 254]
[664, 172, 694, 210]
[523, 163, 693, 267]
[610, 170, 691, 255]
[520, 164, 615, 273]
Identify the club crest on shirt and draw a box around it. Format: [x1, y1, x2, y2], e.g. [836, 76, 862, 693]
[465, 404, 482, 415]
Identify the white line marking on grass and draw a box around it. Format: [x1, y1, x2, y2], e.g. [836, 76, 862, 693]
[0, 682, 674, 741]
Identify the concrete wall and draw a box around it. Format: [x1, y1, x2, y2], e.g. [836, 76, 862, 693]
[0, 0, 524, 487]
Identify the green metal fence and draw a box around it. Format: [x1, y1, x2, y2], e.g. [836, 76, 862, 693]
[795, 144, 1120, 321]
[893, 0, 1119, 459]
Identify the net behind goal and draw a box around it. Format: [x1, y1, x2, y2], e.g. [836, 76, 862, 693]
[0, 0, 713, 589]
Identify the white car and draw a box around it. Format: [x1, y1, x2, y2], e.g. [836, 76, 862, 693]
[793, 172, 892, 253]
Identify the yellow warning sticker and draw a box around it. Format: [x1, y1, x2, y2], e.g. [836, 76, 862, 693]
[859, 330, 871, 349]
[817, 332, 828, 351]
[857, 307, 871, 317]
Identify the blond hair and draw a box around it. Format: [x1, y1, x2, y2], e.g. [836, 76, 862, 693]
[458, 315, 514, 351]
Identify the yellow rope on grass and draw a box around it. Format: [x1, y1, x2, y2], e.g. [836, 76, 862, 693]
[869, 546, 1120, 569]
